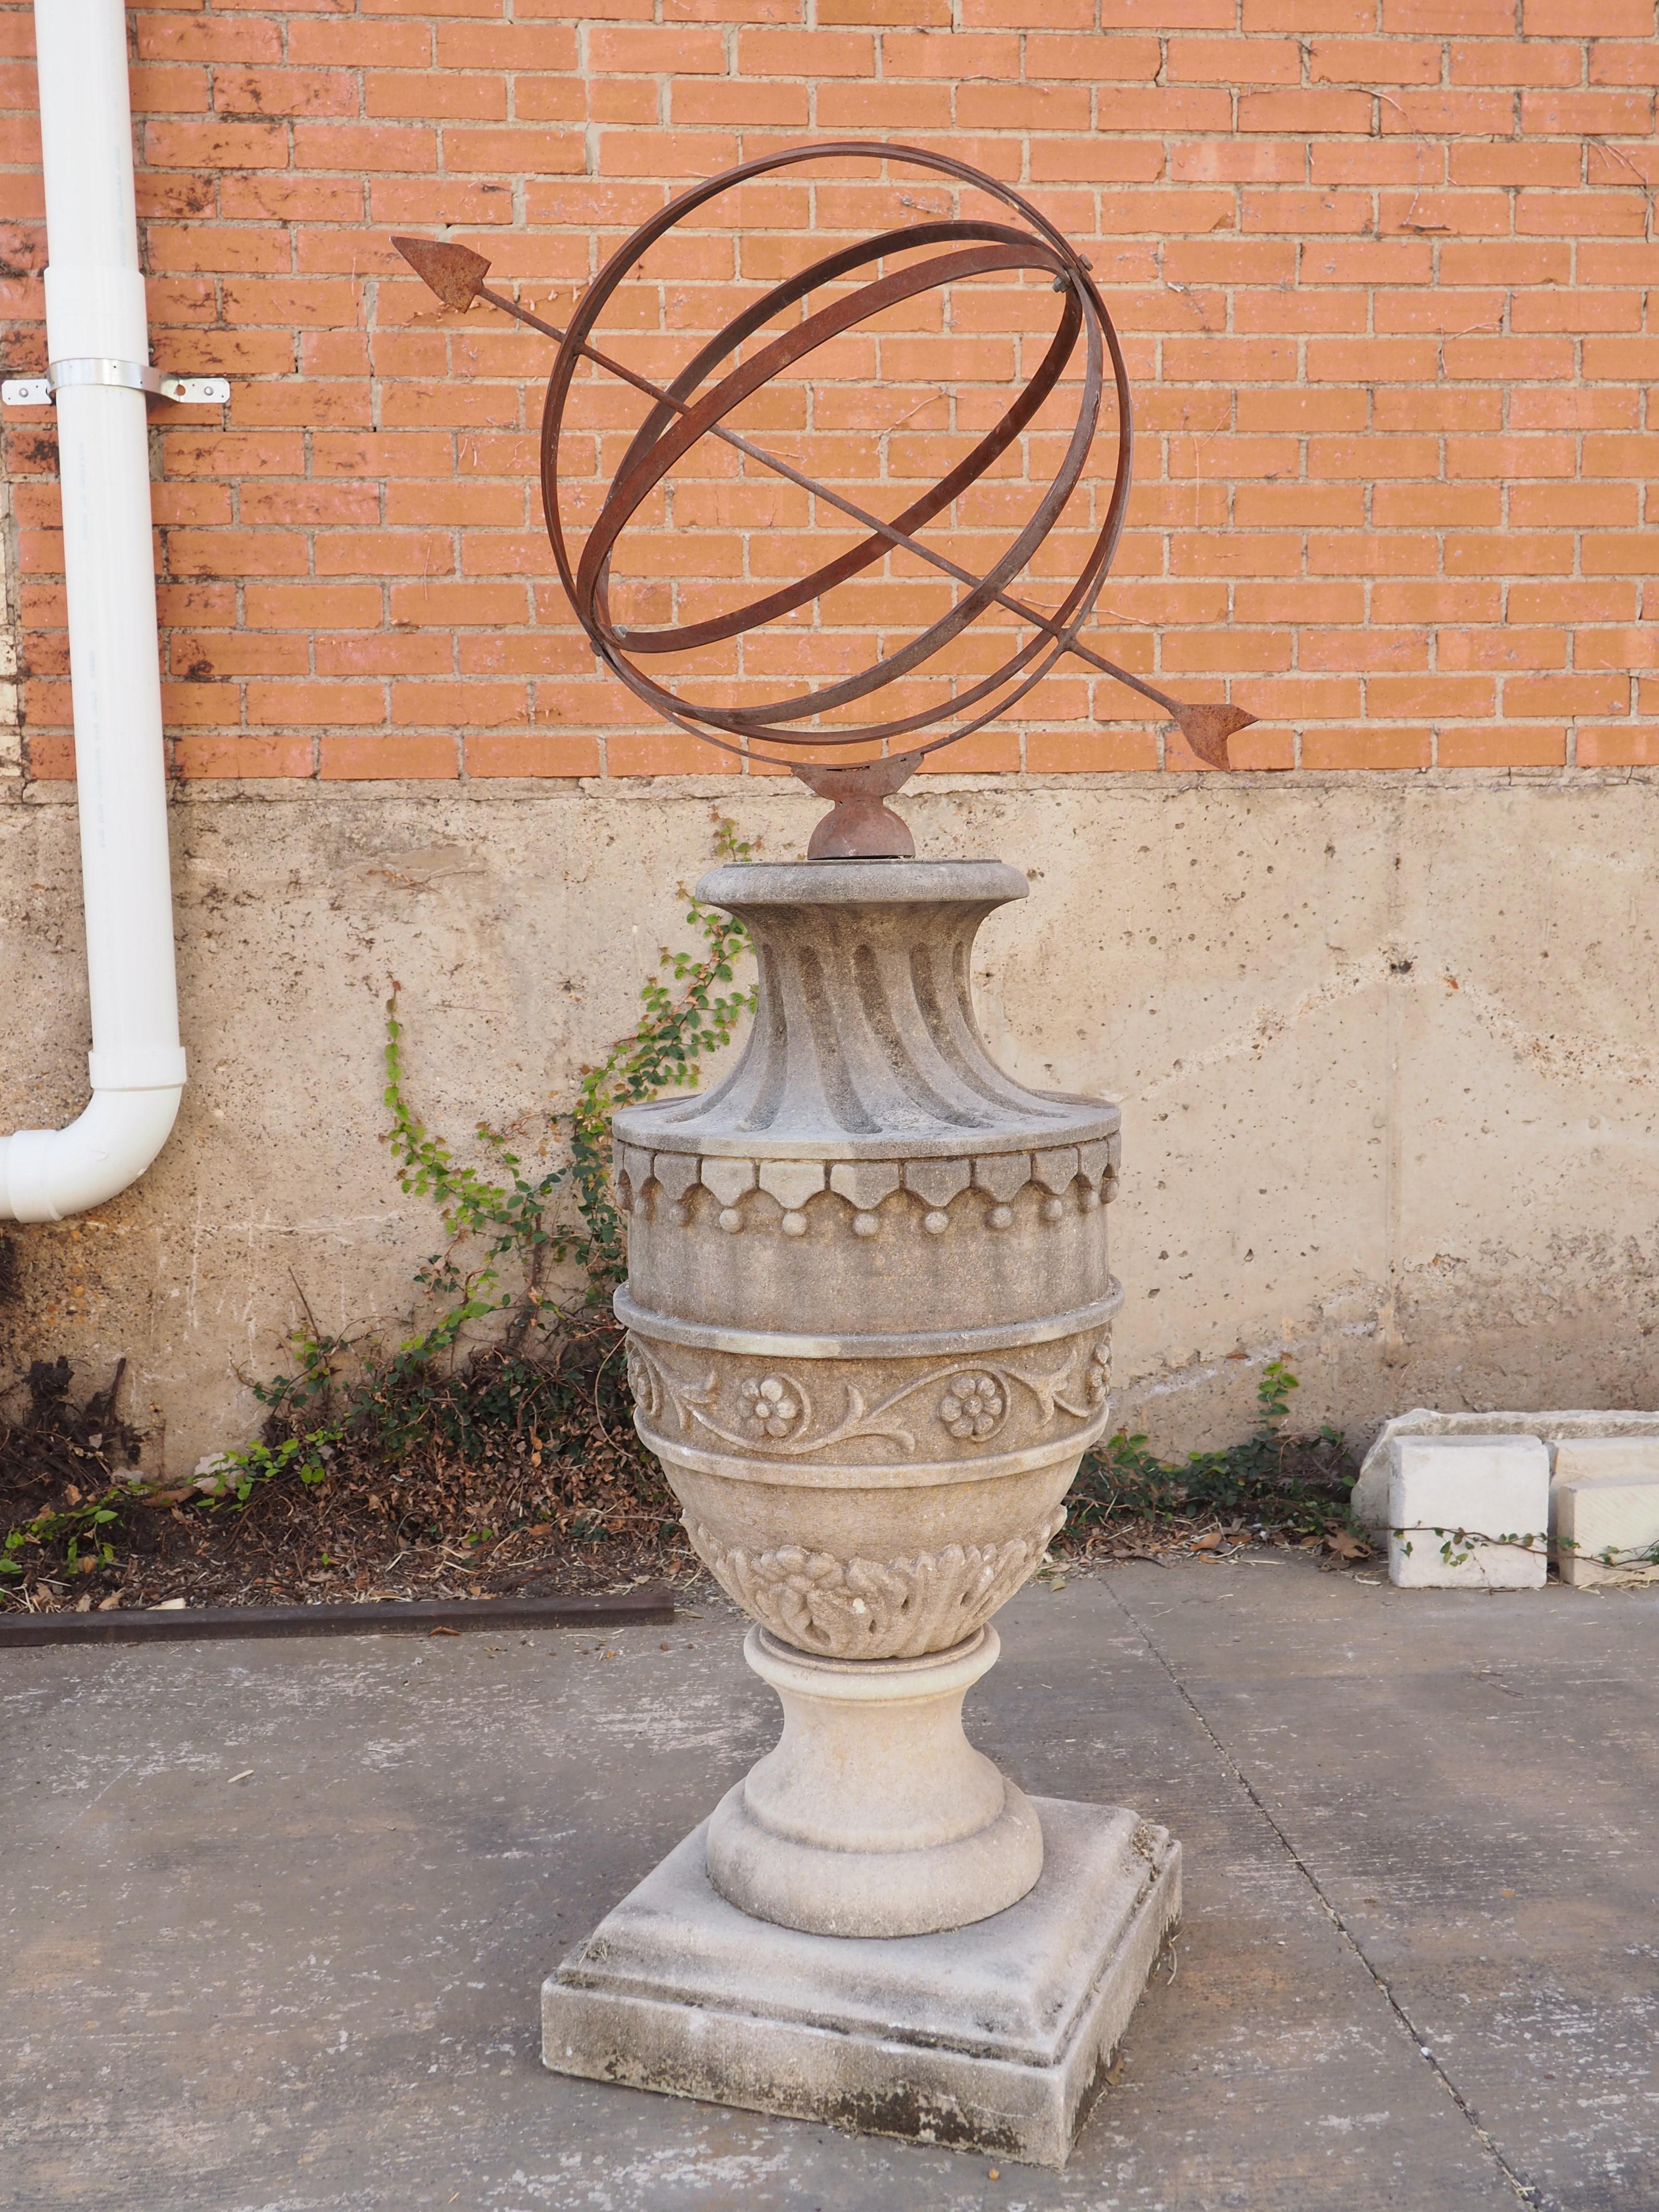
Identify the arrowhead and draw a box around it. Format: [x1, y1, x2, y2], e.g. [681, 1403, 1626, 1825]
[1173, 702, 1256, 769]
[391, 235, 492, 313]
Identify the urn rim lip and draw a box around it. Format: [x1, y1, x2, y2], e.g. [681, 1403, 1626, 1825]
[695, 857, 1029, 910]
[612, 1093, 1121, 1157]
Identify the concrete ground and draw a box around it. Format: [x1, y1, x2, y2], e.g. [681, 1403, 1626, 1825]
[4, 1554, 1656, 2212]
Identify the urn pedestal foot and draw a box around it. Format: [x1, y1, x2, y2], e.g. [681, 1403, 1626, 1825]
[541, 1797, 1181, 2170]
[706, 1623, 1043, 1938]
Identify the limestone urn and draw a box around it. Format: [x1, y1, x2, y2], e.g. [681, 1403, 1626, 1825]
[611, 856, 1121, 1938]
[543, 853, 1181, 2164]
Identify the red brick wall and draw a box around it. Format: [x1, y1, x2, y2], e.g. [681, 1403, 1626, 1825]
[2, 1, 1656, 782]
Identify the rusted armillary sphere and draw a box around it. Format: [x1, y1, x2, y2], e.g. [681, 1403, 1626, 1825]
[395, 141, 1253, 854]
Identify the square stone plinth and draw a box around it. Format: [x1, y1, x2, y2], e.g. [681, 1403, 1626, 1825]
[541, 1795, 1180, 2169]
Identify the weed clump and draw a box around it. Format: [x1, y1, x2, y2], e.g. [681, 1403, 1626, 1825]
[1065, 1360, 1359, 1557]
[0, 1357, 147, 1591]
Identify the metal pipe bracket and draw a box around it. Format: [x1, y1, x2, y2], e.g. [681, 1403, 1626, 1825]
[2, 359, 229, 407]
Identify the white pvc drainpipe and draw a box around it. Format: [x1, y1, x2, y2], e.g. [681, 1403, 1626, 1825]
[0, 0, 187, 1222]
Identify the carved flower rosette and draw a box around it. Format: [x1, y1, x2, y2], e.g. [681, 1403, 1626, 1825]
[624, 1332, 1113, 1475]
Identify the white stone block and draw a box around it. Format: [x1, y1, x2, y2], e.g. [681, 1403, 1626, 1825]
[1550, 1435, 1659, 1496]
[1553, 1460, 1659, 1587]
[1387, 1435, 1549, 1590]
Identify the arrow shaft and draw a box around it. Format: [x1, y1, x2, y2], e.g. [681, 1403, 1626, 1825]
[477, 281, 1180, 721]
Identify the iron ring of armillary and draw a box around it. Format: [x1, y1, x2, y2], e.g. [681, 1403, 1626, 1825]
[543, 147, 1123, 766]
[392, 141, 1256, 850]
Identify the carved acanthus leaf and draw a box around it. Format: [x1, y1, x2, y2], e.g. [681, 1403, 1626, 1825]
[688, 1509, 1068, 1659]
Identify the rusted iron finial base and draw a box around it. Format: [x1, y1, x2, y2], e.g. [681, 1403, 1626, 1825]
[793, 753, 923, 860]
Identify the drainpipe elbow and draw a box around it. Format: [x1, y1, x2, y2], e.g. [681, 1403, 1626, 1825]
[0, 1084, 185, 1224]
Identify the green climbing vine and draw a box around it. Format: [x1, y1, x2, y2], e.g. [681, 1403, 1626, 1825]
[552, 828, 758, 1300]
[215, 815, 758, 1486]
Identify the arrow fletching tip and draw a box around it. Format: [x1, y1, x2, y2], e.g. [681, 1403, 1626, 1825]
[1173, 702, 1256, 769]
[391, 235, 492, 313]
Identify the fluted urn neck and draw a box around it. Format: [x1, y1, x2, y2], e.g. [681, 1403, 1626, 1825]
[617, 858, 1112, 1161]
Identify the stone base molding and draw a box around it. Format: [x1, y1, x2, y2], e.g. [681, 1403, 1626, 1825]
[542, 1796, 1182, 2169]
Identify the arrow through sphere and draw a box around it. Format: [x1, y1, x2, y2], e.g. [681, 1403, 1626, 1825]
[393, 217, 1255, 770]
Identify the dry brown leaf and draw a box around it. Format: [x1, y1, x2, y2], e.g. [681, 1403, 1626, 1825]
[1323, 1529, 1371, 1560]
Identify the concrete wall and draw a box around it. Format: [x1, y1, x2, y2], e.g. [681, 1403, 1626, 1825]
[3, 768, 1657, 1475]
